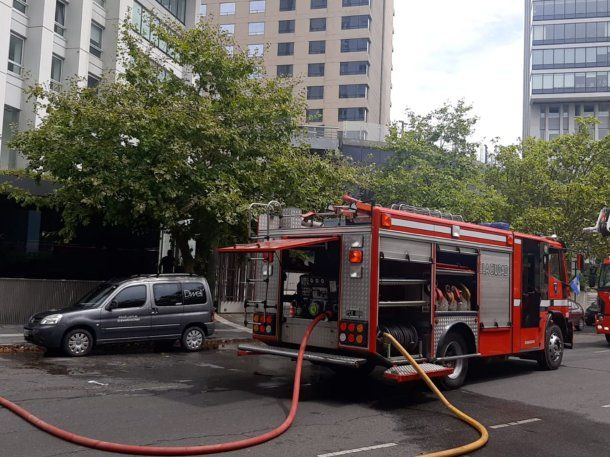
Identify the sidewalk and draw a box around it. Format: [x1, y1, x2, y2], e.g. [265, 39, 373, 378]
[0, 316, 251, 353]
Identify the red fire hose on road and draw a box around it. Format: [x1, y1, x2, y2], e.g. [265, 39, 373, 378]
[0, 313, 330, 456]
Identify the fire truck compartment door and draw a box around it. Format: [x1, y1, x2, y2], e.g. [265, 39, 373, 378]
[480, 251, 512, 328]
[380, 237, 432, 263]
[218, 236, 340, 253]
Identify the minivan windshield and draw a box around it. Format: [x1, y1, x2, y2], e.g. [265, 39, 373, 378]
[73, 283, 119, 308]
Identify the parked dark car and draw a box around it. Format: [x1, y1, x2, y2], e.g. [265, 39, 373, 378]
[24, 274, 215, 356]
[568, 300, 585, 331]
[585, 302, 600, 326]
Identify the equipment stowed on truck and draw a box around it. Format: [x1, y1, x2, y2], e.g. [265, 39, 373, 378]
[217, 196, 573, 388]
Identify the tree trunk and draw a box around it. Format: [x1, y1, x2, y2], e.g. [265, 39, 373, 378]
[174, 232, 195, 273]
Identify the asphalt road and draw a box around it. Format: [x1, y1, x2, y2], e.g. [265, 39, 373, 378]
[1, 327, 610, 457]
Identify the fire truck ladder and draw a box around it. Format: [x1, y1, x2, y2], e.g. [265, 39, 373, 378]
[247, 201, 283, 240]
[391, 203, 465, 222]
[242, 254, 276, 327]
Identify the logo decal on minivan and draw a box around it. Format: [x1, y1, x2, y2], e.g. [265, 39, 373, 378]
[117, 315, 141, 322]
[185, 289, 204, 299]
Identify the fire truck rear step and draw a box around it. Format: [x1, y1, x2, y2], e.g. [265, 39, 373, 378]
[237, 343, 368, 367]
[383, 363, 454, 383]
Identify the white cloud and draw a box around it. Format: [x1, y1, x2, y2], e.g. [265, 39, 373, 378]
[390, 0, 525, 145]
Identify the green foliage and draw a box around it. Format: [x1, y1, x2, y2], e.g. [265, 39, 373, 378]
[487, 118, 610, 259]
[4, 19, 356, 272]
[371, 101, 507, 222]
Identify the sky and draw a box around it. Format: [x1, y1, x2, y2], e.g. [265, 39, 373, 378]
[391, 1, 525, 146]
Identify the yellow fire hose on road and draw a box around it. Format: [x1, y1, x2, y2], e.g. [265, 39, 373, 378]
[383, 333, 489, 457]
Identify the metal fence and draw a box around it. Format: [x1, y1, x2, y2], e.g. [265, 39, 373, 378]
[0, 278, 101, 324]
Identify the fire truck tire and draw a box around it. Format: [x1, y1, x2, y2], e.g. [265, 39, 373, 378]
[605, 334, 610, 345]
[438, 334, 469, 390]
[537, 323, 563, 370]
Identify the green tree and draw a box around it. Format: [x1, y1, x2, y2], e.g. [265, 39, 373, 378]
[487, 119, 610, 260]
[3, 20, 357, 274]
[372, 101, 507, 222]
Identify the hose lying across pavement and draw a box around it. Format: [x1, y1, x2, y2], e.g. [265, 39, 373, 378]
[0, 313, 487, 456]
[384, 332, 489, 457]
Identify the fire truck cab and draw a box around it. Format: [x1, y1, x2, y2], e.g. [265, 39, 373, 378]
[591, 256, 610, 343]
[218, 197, 573, 388]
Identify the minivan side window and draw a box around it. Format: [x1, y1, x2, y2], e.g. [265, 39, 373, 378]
[183, 282, 207, 305]
[153, 283, 182, 306]
[113, 285, 147, 309]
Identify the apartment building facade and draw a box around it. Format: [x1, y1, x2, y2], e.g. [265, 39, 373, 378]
[524, 0, 610, 140]
[0, 0, 200, 170]
[200, 0, 393, 135]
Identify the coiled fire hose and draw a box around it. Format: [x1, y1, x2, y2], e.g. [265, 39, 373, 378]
[0, 313, 487, 457]
[383, 332, 489, 457]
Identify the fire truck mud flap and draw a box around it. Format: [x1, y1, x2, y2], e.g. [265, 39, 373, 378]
[237, 343, 368, 368]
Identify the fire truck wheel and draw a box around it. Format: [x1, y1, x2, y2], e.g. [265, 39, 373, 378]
[605, 334, 610, 345]
[438, 334, 469, 390]
[537, 323, 563, 370]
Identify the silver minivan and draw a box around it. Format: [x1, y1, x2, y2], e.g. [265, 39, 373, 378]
[24, 274, 215, 356]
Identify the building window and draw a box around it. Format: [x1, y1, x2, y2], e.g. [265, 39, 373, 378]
[220, 2, 236, 15]
[249, 22, 265, 35]
[277, 64, 293, 77]
[340, 60, 369, 75]
[339, 84, 368, 98]
[87, 74, 101, 88]
[306, 109, 323, 122]
[200, 4, 207, 15]
[308, 63, 325, 77]
[311, 0, 327, 8]
[279, 19, 295, 33]
[90, 22, 103, 58]
[341, 15, 371, 30]
[277, 42, 294, 56]
[310, 17, 326, 32]
[338, 107, 367, 121]
[532, 21, 610, 46]
[532, 45, 610, 70]
[54, 1, 66, 37]
[342, 0, 370, 6]
[248, 44, 264, 56]
[250, 0, 265, 13]
[51, 54, 63, 91]
[280, 0, 295, 11]
[8, 34, 24, 75]
[533, 0, 610, 21]
[341, 38, 369, 52]
[220, 24, 235, 35]
[13, 0, 27, 14]
[1, 107, 20, 170]
[531, 70, 610, 94]
[93, 0, 105, 7]
[309, 40, 326, 54]
[225, 45, 234, 55]
[132, 2, 171, 55]
[154, 0, 186, 23]
[307, 86, 324, 100]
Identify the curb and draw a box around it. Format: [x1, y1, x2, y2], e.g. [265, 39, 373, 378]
[0, 343, 44, 353]
[0, 338, 252, 354]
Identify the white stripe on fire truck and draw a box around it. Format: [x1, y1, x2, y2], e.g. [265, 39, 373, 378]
[489, 418, 542, 429]
[460, 229, 507, 242]
[317, 443, 398, 457]
[514, 299, 521, 307]
[391, 218, 452, 234]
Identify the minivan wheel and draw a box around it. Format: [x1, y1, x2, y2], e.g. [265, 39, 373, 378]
[182, 326, 205, 352]
[62, 328, 93, 357]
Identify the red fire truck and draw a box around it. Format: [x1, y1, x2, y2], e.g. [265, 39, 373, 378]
[591, 256, 610, 343]
[218, 196, 573, 388]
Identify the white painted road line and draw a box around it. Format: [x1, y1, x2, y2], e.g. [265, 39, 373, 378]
[318, 443, 398, 457]
[594, 350, 610, 353]
[601, 404, 610, 408]
[490, 418, 542, 429]
[215, 315, 252, 333]
[0, 334, 24, 338]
